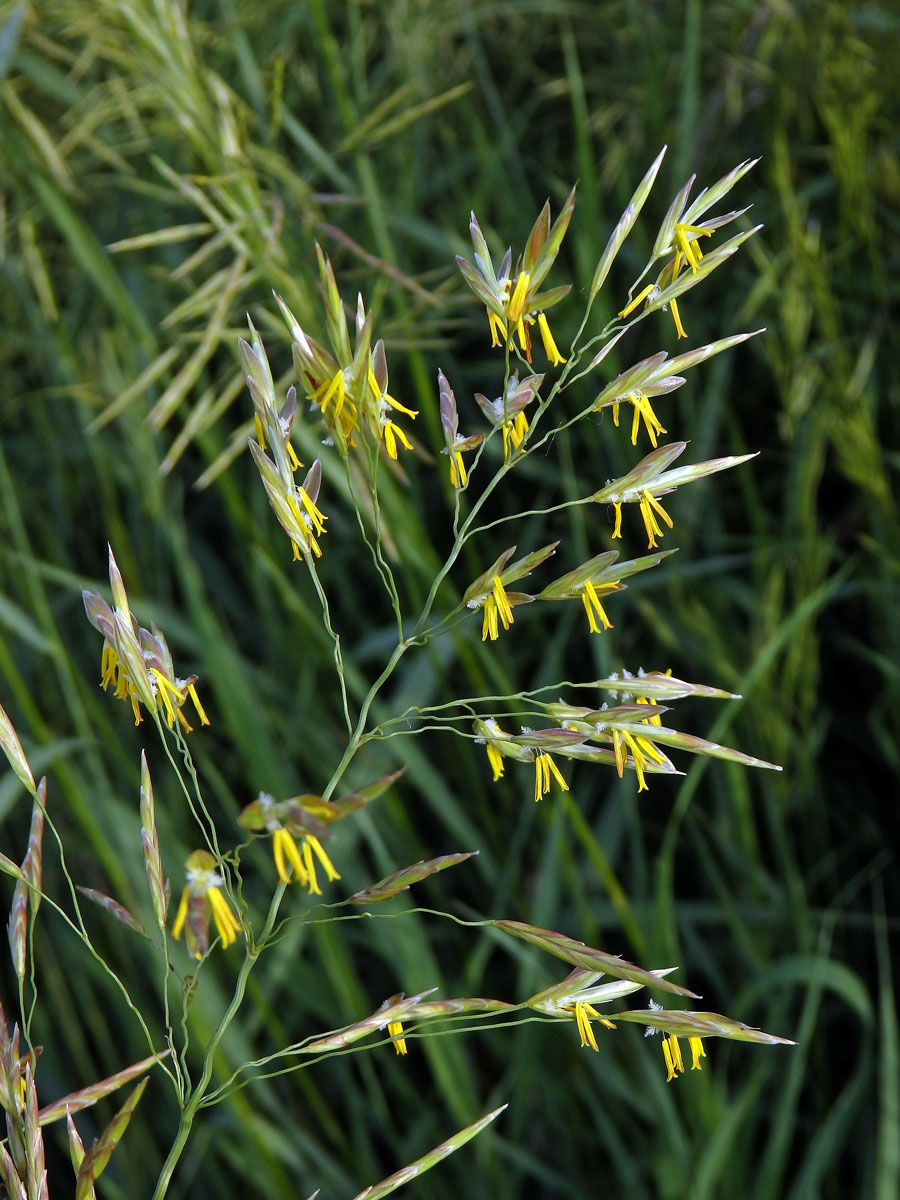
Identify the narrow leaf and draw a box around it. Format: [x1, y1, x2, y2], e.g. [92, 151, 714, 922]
[105, 223, 214, 252]
[0, 4, 26, 82]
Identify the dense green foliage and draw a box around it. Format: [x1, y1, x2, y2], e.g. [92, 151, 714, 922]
[1, 0, 898, 1196]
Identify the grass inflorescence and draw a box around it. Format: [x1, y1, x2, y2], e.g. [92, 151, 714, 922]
[0, 1, 897, 1197]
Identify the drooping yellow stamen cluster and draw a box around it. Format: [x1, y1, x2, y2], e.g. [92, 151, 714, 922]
[534, 752, 568, 802]
[237, 792, 344, 910]
[254, 411, 302, 473]
[488, 309, 507, 348]
[571, 1001, 616, 1052]
[368, 367, 417, 461]
[87, 549, 212, 734]
[639, 491, 674, 548]
[611, 391, 667, 448]
[611, 491, 674, 549]
[501, 411, 529, 460]
[481, 575, 515, 641]
[662, 1033, 706, 1081]
[250, 413, 328, 563]
[99, 643, 142, 725]
[290, 486, 328, 560]
[206, 889, 242, 948]
[388, 1020, 407, 1056]
[272, 827, 341, 895]
[506, 271, 531, 348]
[310, 367, 358, 447]
[302, 346, 416, 463]
[537, 312, 565, 366]
[488, 270, 566, 367]
[674, 222, 714, 273]
[148, 668, 210, 732]
[612, 725, 668, 793]
[285, 491, 325, 562]
[669, 297, 687, 340]
[486, 742, 505, 781]
[449, 449, 468, 487]
[100, 645, 209, 732]
[581, 580, 617, 634]
[618, 222, 714, 340]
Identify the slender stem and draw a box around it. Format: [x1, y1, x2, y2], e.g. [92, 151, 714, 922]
[322, 637, 408, 800]
[160, 931, 185, 1103]
[365, 445, 405, 640]
[16, 834, 165, 1076]
[151, 885, 286, 1199]
[159, 717, 221, 860]
[468, 495, 594, 538]
[306, 556, 353, 735]
[344, 453, 403, 639]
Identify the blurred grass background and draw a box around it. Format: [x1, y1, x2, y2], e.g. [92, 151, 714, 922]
[1, 0, 898, 1196]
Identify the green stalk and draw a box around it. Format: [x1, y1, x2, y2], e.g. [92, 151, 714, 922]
[151, 885, 286, 1199]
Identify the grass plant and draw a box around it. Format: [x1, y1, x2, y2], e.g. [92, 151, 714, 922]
[0, 1, 898, 1197]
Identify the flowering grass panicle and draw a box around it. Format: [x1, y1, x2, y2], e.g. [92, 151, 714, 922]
[0, 148, 795, 1200]
[83, 547, 209, 730]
